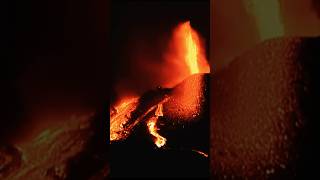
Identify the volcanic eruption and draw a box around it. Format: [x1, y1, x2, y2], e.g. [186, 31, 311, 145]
[110, 21, 210, 177]
[110, 21, 210, 145]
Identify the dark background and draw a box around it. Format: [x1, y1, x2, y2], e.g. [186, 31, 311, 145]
[110, 0, 210, 104]
[3, 0, 110, 141]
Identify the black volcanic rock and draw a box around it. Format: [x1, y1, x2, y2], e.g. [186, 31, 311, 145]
[211, 37, 320, 179]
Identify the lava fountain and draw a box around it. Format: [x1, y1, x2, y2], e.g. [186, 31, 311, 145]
[179, 21, 210, 74]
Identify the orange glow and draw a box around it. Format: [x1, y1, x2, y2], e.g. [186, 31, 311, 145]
[163, 73, 205, 122]
[160, 21, 210, 121]
[192, 149, 208, 158]
[147, 103, 166, 148]
[110, 97, 139, 142]
[148, 103, 166, 148]
[147, 118, 166, 148]
[164, 21, 210, 87]
[155, 102, 164, 117]
[178, 21, 210, 75]
[110, 21, 210, 144]
[184, 22, 200, 74]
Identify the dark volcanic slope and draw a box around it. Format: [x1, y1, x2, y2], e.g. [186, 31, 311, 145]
[161, 73, 210, 152]
[211, 37, 320, 179]
[110, 74, 210, 178]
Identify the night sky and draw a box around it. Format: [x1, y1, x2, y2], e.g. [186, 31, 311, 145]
[3, 0, 110, 141]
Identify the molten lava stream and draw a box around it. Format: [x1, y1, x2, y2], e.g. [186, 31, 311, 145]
[147, 103, 166, 148]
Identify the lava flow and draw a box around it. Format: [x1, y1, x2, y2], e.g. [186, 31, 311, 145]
[110, 97, 139, 142]
[110, 21, 210, 148]
[147, 103, 166, 148]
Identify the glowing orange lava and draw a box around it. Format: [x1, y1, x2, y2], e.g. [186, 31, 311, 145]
[192, 149, 208, 158]
[155, 102, 163, 117]
[163, 21, 210, 87]
[185, 26, 199, 74]
[176, 21, 210, 75]
[110, 21, 210, 146]
[147, 103, 166, 148]
[162, 21, 210, 121]
[110, 97, 139, 141]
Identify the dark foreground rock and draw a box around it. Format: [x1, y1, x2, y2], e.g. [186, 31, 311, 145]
[0, 106, 109, 180]
[211, 37, 320, 179]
